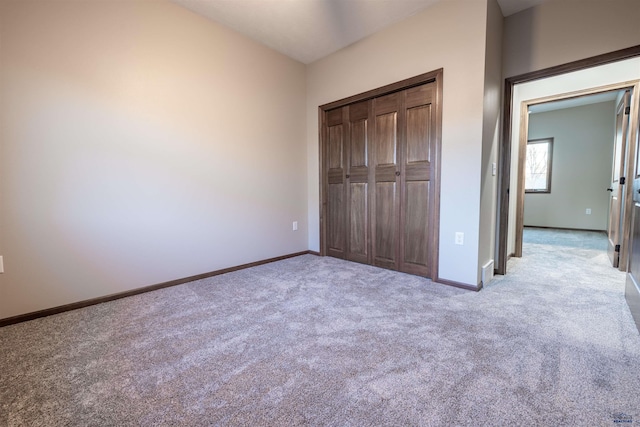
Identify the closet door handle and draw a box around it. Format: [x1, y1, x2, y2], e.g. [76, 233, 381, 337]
[395, 171, 401, 176]
[345, 174, 350, 179]
[607, 188, 613, 192]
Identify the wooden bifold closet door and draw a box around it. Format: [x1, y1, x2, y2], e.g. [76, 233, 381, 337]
[322, 73, 441, 279]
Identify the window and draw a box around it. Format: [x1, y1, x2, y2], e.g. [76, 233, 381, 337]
[525, 138, 553, 193]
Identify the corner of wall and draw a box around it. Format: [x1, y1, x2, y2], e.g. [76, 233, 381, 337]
[478, 0, 504, 283]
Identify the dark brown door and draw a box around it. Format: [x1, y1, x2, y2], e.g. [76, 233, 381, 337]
[370, 84, 436, 275]
[325, 101, 372, 264]
[626, 91, 640, 332]
[346, 101, 371, 264]
[372, 92, 401, 270]
[326, 107, 347, 259]
[400, 84, 435, 277]
[608, 91, 631, 267]
[321, 72, 442, 279]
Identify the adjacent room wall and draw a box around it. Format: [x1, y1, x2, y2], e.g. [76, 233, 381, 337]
[0, 0, 307, 319]
[306, 0, 489, 286]
[524, 101, 615, 230]
[503, 0, 640, 78]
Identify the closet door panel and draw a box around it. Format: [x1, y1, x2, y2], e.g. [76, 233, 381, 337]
[404, 181, 429, 267]
[328, 182, 345, 254]
[349, 182, 368, 258]
[375, 113, 397, 165]
[375, 182, 397, 262]
[350, 119, 368, 167]
[322, 73, 441, 280]
[326, 109, 346, 258]
[406, 105, 430, 164]
[372, 93, 401, 269]
[404, 103, 431, 182]
[346, 101, 370, 262]
[399, 83, 434, 276]
[328, 125, 344, 169]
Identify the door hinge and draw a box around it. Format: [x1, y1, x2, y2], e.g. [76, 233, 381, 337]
[615, 244, 621, 252]
[625, 106, 631, 115]
[620, 177, 626, 185]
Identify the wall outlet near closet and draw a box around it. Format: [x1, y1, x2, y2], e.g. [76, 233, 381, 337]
[585, 208, 592, 215]
[455, 232, 464, 245]
[292, 221, 298, 231]
[0, 256, 4, 273]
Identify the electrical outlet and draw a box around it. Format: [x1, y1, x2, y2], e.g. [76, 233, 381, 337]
[586, 208, 592, 215]
[0, 256, 4, 273]
[455, 232, 464, 245]
[492, 162, 497, 176]
[292, 221, 298, 231]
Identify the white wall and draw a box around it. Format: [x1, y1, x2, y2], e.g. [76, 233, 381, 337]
[0, 0, 307, 319]
[503, 0, 640, 78]
[507, 58, 640, 255]
[524, 101, 615, 230]
[306, 0, 489, 286]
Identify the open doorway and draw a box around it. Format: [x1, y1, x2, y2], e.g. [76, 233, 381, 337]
[496, 49, 640, 275]
[515, 86, 636, 269]
[496, 46, 640, 332]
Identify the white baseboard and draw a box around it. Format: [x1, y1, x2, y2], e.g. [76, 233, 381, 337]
[482, 260, 495, 285]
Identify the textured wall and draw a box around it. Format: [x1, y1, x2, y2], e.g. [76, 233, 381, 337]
[479, 0, 503, 282]
[525, 102, 615, 230]
[503, 0, 640, 78]
[0, 0, 307, 319]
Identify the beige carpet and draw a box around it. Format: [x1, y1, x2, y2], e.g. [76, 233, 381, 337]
[1, 228, 639, 426]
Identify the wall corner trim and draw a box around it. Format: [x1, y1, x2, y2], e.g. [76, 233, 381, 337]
[625, 273, 640, 334]
[435, 277, 482, 292]
[0, 251, 313, 328]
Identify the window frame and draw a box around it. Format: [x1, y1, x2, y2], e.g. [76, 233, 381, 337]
[525, 137, 554, 194]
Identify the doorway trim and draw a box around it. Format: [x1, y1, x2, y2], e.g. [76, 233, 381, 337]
[496, 45, 640, 275]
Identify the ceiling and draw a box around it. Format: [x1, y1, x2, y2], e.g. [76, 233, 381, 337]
[528, 91, 622, 114]
[170, 0, 549, 64]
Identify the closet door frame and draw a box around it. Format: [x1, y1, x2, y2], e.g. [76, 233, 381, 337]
[319, 69, 443, 279]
